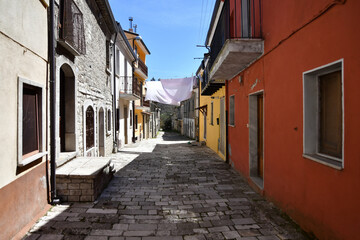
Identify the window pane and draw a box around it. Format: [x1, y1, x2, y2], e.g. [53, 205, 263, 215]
[229, 96, 235, 125]
[319, 70, 342, 158]
[23, 89, 39, 157]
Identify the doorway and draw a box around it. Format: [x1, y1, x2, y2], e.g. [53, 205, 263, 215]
[98, 107, 105, 157]
[249, 92, 264, 188]
[59, 64, 75, 152]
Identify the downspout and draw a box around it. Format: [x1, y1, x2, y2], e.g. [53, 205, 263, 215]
[225, 81, 229, 164]
[49, 0, 60, 204]
[131, 58, 137, 143]
[112, 32, 118, 152]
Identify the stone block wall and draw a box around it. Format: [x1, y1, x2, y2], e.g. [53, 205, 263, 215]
[56, 169, 113, 202]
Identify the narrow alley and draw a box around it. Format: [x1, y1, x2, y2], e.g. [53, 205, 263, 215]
[24, 132, 310, 240]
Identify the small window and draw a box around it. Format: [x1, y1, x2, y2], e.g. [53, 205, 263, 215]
[210, 102, 214, 125]
[18, 77, 45, 166]
[303, 60, 343, 169]
[229, 95, 235, 126]
[106, 40, 112, 73]
[115, 48, 120, 76]
[107, 109, 111, 133]
[86, 106, 95, 150]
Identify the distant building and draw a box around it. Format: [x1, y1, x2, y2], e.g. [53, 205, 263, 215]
[114, 22, 138, 149]
[124, 27, 151, 142]
[172, 79, 199, 140]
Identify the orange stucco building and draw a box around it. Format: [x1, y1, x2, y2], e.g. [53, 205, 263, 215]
[205, 0, 360, 239]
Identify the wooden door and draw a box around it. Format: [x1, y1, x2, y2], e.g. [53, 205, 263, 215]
[257, 94, 264, 178]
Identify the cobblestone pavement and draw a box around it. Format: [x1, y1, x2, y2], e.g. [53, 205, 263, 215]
[24, 132, 311, 240]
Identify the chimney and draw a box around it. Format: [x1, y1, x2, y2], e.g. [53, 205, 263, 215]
[129, 17, 133, 32]
[134, 24, 138, 33]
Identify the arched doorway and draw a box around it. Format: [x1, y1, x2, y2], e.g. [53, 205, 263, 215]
[98, 107, 105, 157]
[59, 64, 75, 152]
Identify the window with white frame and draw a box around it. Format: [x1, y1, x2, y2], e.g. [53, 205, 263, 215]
[303, 60, 343, 168]
[18, 77, 46, 166]
[229, 95, 235, 126]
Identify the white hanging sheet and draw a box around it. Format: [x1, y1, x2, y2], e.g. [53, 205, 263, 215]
[145, 77, 194, 106]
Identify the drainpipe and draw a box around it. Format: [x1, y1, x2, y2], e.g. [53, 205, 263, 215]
[112, 32, 118, 152]
[225, 81, 229, 164]
[49, 0, 60, 204]
[132, 59, 137, 143]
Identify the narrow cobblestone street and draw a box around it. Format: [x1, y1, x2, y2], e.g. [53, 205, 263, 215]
[24, 132, 310, 240]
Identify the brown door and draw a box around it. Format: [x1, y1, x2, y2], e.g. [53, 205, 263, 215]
[257, 94, 264, 178]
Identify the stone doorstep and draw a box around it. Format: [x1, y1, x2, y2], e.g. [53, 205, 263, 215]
[56, 157, 115, 202]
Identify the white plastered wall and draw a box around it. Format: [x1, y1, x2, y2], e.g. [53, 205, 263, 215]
[0, 0, 48, 188]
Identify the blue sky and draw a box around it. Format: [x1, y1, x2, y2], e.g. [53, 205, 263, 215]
[108, 0, 216, 80]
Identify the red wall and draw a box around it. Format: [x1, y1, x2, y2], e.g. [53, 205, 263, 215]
[227, 1, 360, 239]
[0, 162, 49, 240]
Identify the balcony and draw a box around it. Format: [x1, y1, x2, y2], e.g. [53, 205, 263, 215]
[132, 78, 142, 99]
[203, 0, 263, 95]
[201, 64, 225, 96]
[134, 58, 148, 79]
[143, 97, 150, 108]
[119, 76, 140, 100]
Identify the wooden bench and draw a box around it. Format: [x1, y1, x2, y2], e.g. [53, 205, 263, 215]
[56, 157, 115, 202]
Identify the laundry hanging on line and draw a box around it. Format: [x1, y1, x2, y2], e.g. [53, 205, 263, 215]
[145, 77, 195, 106]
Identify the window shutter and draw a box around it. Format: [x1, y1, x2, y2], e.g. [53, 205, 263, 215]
[61, 0, 86, 54]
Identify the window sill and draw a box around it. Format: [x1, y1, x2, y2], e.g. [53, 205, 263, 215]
[106, 131, 112, 136]
[18, 152, 47, 167]
[228, 124, 235, 127]
[303, 154, 343, 170]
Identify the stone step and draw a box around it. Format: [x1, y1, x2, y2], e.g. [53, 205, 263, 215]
[56, 157, 115, 202]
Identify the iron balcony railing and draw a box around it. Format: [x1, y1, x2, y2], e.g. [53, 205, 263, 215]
[208, 0, 262, 71]
[133, 78, 142, 98]
[119, 76, 133, 94]
[137, 58, 148, 77]
[143, 97, 150, 107]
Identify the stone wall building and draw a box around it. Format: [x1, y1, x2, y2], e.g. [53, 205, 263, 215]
[54, 0, 117, 164]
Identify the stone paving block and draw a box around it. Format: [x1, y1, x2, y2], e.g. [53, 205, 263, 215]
[231, 217, 256, 225]
[128, 223, 157, 231]
[208, 226, 231, 233]
[123, 230, 155, 237]
[113, 223, 129, 230]
[222, 230, 241, 239]
[84, 236, 108, 240]
[86, 208, 118, 214]
[24, 132, 310, 240]
[90, 229, 123, 236]
[38, 234, 64, 240]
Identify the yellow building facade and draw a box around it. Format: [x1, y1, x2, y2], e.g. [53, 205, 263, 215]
[199, 84, 226, 161]
[124, 30, 150, 141]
